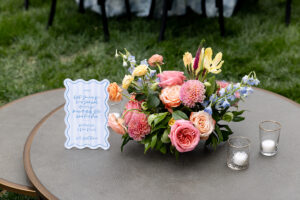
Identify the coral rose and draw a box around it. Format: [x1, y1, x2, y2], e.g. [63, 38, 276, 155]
[127, 113, 151, 141]
[132, 64, 148, 76]
[108, 113, 126, 135]
[123, 99, 142, 125]
[159, 85, 181, 111]
[157, 71, 186, 88]
[107, 82, 122, 102]
[190, 111, 215, 140]
[169, 120, 200, 153]
[148, 54, 163, 67]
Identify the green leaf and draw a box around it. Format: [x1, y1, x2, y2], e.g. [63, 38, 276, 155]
[233, 116, 245, 122]
[211, 135, 218, 150]
[170, 145, 175, 154]
[147, 94, 160, 109]
[161, 129, 171, 143]
[232, 110, 246, 116]
[175, 150, 180, 160]
[156, 140, 163, 150]
[150, 116, 171, 132]
[153, 112, 168, 126]
[144, 141, 151, 154]
[221, 130, 232, 141]
[160, 145, 167, 154]
[206, 76, 216, 97]
[215, 124, 223, 142]
[121, 134, 132, 152]
[148, 114, 156, 125]
[135, 93, 147, 101]
[151, 134, 157, 149]
[219, 124, 233, 133]
[172, 110, 188, 120]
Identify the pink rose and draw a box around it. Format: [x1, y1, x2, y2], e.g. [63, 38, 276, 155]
[159, 85, 181, 112]
[169, 120, 200, 152]
[108, 113, 126, 135]
[148, 54, 163, 67]
[127, 113, 151, 141]
[157, 71, 186, 88]
[123, 99, 142, 125]
[190, 111, 215, 140]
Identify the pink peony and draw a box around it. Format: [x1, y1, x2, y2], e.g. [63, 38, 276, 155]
[169, 120, 200, 152]
[148, 54, 163, 67]
[127, 113, 151, 141]
[179, 80, 206, 108]
[123, 99, 142, 125]
[108, 113, 126, 135]
[157, 71, 186, 88]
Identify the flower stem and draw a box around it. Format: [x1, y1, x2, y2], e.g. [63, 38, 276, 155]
[121, 108, 144, 119]
[156, 63, 162, 74]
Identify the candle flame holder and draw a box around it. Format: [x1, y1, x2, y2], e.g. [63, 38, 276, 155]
[259, 120, 281, 156]
[227, 136, 251, 170]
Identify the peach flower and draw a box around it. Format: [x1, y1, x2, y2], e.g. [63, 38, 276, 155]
[148, 54, 163, 67]
[190, 111, 215, 140]
[108, 113, 126, 135]
[157, 71, 186, 88]
[107, 82, 122, 102]
[169, 120, 200, 152]
[159, 85, 181, 111]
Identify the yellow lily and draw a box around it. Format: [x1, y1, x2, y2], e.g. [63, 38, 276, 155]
[203, 48, 224, 74]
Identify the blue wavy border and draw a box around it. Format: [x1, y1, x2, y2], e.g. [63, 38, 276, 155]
[64, 79, 110, 150]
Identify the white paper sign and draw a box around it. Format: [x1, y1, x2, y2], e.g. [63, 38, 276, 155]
[64, 79, 110, 150]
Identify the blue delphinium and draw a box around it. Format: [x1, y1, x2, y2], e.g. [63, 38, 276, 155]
[209, 94, 218, 103]
[149, 70, 156, 77]
[201, 100, 210, 107]
[219, 88, 225, 96]
[128, 66, 135, 74]
[204, 106, 213, 115]
[140, 59, 148, 66]
[221, 99, 230, 108]
[227, 94, 236, 102]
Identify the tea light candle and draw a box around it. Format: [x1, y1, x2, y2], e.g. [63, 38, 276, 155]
[262, 140, 276, 153]
[232, 151, 248, 166]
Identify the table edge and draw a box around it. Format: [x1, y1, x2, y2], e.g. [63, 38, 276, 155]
[24, 104, 64, 200]
[22, 88, 300, 200]
[0, 88, 65, 109]
[0, 178, 37, 197]
[0, 88, 64, 196]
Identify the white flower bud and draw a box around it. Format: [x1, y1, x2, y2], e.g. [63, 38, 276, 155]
[123, 60, 128, 67]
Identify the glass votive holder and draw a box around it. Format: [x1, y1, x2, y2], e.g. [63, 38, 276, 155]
[227, 136, 251, 170]
[259, 120, 281, 156]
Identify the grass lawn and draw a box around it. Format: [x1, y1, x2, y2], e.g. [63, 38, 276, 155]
[0, 0, 299, 198]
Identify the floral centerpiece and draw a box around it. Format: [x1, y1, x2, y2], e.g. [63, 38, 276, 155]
[107, 45, 259, 157]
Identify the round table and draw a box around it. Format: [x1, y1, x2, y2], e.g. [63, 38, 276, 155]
[0, 89, 65, 196]
[24, 88, 300, 200]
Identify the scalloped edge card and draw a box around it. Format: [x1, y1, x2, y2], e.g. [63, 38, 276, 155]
[64, 79, 110, 150]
